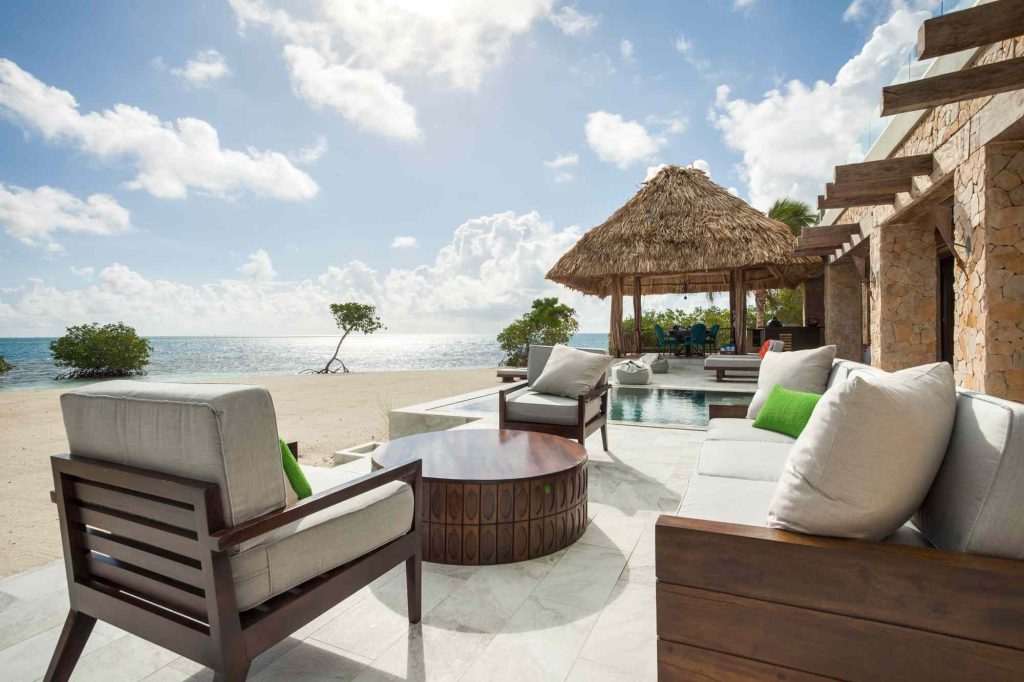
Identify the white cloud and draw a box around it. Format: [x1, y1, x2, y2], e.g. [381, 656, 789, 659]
[673, 34, 692, 53]
[0, 183, 132, 251]
[0, 59, 318, 201]
[544, 152, 580, 183]
[170, 49, 230, 87]
[238, 249, 276, 282]
[549, 5, 600, 36]
[230, 0, 555, 139]
[70, 266, 94, 277]
[292, 135, 328, 164]
[283, 45, 421, 141]
[0, 211, 609, 335]
[619, 39, 634, 59]
[734, 0, 758, 8]
[710, 6, 929, 209]
[585, 111, 664, 169]
[690, 159, 710, 174]
[391, 235, 418, 248]
[644, 159, 710, 183]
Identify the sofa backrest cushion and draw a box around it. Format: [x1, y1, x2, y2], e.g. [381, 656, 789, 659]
[915, 390, 1024, 559]
[61, 380, 287, 527]
[527, 345, 607, 387]
[746, 345, 837, 419]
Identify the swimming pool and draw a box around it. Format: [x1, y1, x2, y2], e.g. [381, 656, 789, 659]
[433, 387, 752, 429]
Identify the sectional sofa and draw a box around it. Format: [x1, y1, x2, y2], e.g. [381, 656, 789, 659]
[656, 359, 1024, 681]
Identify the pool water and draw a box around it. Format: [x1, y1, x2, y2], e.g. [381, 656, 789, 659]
[436, 387, 752, 429]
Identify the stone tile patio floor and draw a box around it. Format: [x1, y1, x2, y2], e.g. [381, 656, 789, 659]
[0, 423, 702, 682]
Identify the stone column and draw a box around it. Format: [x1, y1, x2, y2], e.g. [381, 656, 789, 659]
[824, 261, 862, 361]
[802, 275, 825, 326]
[869, 218, 938, 371]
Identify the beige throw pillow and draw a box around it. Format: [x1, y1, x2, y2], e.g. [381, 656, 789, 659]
[532, 344, 613, 398]
[767, 362, 957, 540]
[746, 345, 837, 419]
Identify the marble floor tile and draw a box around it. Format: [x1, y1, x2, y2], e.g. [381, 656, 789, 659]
[353, 618, 493, 682]
[0, 622, 112, 682]
[0, 588, 70, 650]
[578, 580, 658, 680]
[0, 560, 67, 601]
[249, 638, 371, 681]
[618, 526, 656, 585]
[461, 596, 600, 682]
[310, 570, 463, 660]
[579, 504, 651, 555]
[63, 634, 178, 682]
[532, 543, 627, 611]
[566, 657, 641, 682]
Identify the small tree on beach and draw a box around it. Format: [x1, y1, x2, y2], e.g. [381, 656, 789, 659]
[308, 302, 384, 374]
[497, 297, 579, 367]
[0, 355, 12, 376]
[50, 322, 152, 379]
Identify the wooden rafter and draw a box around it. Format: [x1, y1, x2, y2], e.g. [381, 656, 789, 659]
[818, 194, 896, 210]
[834, 154, 933, 183]
[801, 223, 861, 241]
[792, 246, 839, 258]
[799, 233, 849, 249]
[882, 56, 1024, 116]
[827, 177, 912, 199]
[918, 0, 1024, 60]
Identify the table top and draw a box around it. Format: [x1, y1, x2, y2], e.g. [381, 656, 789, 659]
[371, 429, 588, 483]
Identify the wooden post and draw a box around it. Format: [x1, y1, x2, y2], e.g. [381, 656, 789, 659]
[728, 270, 736, 352]
[610, 276, 624, 357]
[736, 269, 747, 355]
[633, 276, 643, 355]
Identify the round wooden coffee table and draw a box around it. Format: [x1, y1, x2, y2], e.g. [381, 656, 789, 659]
[372, 429, 588, 565]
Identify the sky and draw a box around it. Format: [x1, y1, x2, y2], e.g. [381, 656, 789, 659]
[0, 0, 952, 336]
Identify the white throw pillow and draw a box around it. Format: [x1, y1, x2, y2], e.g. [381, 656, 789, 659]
[746, 345, 837, 419]
[532, 344, 613, 398]
[767, 362, 956, 540]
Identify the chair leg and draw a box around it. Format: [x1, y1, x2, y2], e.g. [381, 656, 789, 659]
[600, 425, 609, 451]
[44, 610, 96, 682]
[406, 552, 422, 624]
[212, 657, 251, 682]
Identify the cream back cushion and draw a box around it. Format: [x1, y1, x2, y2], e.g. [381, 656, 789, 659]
[746, 345, 837, 419]
[768, 362, 956, 540]
[531, 344, 613, 398]
[61, 380, 287, 527]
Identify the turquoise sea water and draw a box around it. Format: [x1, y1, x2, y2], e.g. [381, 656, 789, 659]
[0, 333, 610, 391]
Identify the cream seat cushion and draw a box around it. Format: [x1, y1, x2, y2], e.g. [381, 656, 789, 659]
[696, 440, 793, 482]
[505, 389, 601, 426]
[231, 464, 413, 611]
[706, 418, 796, 445]
[746, 345, 837, 419]
[768, 362, 956, 540]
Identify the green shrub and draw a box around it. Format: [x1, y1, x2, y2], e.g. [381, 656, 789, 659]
[0, 355, 12, 376]
[50, 322, 152, 379]
[497, 297, 579, 366]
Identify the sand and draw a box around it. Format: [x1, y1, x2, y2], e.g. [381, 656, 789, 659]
[0, 368, 497, 578]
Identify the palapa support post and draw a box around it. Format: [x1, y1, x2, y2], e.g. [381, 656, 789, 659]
[633, 276, 643, 355]
[610, 276, 625, 357]
[729, 269, 747, 355]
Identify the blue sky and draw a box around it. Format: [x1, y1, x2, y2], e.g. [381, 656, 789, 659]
[0, 0, 944, 335]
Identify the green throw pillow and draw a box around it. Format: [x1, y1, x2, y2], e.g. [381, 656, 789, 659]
[752, 385, 822, 439]
[280, 438, 312, 500]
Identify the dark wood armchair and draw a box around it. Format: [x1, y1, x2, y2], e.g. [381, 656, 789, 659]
[46, 448, 422, 682]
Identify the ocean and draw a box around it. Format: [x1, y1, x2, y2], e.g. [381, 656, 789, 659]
[0, 333, 610, 391]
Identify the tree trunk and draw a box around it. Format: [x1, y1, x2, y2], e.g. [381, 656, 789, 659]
[323, 330, 351, 373]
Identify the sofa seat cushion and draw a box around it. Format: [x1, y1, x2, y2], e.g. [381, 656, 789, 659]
[707, 418, 796, 445]
[677, 473, 779, 525]
[230, 464, 413, 611]
[696, 440, 793, 482]
[505, 389, 600, 426]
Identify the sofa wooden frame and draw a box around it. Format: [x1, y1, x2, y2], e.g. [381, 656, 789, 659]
[45, 443, 422, 682]
[655, 403, 1024, 681]
[497, 380, 609, 449]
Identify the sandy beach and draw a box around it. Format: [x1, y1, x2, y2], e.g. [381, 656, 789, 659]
[0, 368, 497, 578]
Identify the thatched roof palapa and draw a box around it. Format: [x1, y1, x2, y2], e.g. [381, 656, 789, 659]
[545, 165, 821, 297]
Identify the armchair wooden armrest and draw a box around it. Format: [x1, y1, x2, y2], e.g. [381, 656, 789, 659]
[211, 459, 422, 551]
[707, 402, 750, 419]
[655, 515, 1024, 680]
[579, 382, 611, 402]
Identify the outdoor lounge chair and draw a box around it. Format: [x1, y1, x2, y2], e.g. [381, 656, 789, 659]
[654, 324, 681, 355]
[704, 340, 784, 381]
[45, 381, 421, 682]
[498, 345, 610, 449]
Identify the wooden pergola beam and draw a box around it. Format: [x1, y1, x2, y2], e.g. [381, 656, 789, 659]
[881, 56, 1024, 116]
[818, 194, 896, 210]
[801, 223, 861, 241]
[834, 154, 933, 184]
[826, 177, 912, 199]
[792, 246, 839, 258]
[799, 233, 849, 249]
[918, 0, 1024, 60]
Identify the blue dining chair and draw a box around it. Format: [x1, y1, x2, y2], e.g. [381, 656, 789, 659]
[706, 324, 720, 354]
[654, 324, 680, 355]
[689, 323, 707, 356]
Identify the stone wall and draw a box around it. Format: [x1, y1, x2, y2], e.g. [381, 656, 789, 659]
[824, 261, 862, 361]
[869, 219, 938, 370]
[802, 275, 825, 326]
